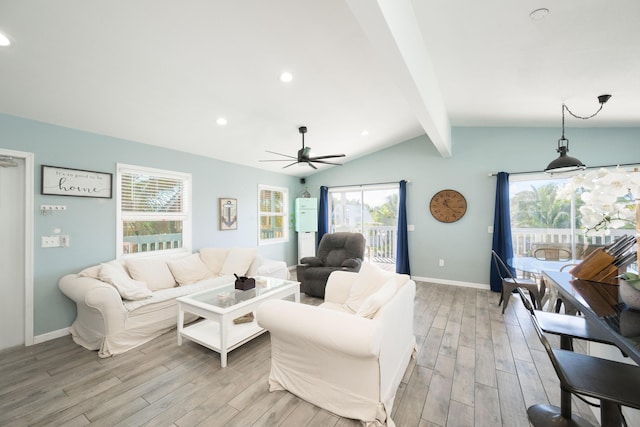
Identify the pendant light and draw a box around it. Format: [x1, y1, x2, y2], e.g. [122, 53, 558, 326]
[544, 94, 612, 174]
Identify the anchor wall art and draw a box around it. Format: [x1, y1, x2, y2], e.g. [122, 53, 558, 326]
[219, 198, 238, 230]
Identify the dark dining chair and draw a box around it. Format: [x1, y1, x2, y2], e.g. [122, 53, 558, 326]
[491, 250, 541, 314]
[524, 302, 640, 427]
[551, 263, 580, 315]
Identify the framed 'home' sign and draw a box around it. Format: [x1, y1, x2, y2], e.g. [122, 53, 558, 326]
[41, 165, 113, 198]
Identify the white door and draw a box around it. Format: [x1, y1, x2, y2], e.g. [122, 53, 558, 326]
[0, 155, 25, 350]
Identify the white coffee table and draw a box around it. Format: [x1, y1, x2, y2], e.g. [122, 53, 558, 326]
[176, 276, 299, 367]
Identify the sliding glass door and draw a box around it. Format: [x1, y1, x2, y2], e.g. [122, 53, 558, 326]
[328, 184, 398, 266]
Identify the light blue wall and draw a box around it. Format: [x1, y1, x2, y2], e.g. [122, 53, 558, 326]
[304, 126, 640, 285]
[3, 111, 638, 335]
[0, 113, 298, 335]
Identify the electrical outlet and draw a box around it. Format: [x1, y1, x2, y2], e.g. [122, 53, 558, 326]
[41, 235, 61, 248]
[439, 259, 445, 267]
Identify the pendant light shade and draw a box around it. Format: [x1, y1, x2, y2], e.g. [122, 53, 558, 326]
[544, 94, 611, 174]
[544, 138, 586, 174]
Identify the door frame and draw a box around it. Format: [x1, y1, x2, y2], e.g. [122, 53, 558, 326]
[0, 148, 35, 346]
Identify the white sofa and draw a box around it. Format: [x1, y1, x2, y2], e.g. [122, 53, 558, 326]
[59, 247, 289, 358]
[257, 264, 416, 427]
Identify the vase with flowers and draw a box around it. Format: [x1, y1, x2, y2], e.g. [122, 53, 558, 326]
[558, 166, 639, 237]
[559, 166, 640, 303]
[619, 272, 640, 310]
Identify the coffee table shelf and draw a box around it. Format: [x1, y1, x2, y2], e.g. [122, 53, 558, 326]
[180, 318, 264, 354]
[177, 276, 299, 367]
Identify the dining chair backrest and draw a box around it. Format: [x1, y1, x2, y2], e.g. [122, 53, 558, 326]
[516, 287, 535, 314]
[526, 307, 571, 386]
[491, 250, 517, 282]
[534, 247, 571, 261]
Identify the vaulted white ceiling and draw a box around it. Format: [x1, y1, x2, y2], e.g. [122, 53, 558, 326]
[1, 0, 638, 176]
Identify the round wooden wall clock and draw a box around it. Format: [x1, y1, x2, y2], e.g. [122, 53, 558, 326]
[429, 189, 467, 223]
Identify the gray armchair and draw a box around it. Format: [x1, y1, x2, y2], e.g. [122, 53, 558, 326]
[296, 232, 366, 298]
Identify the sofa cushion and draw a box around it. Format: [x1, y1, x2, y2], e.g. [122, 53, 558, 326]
[220, 247, 257, 276]
[99, 261, 152, 300]
[344, 262, 394, 313]
[126, 258, 177, 290]
[199, 248, 230, 275]
[355, 277, 397, 318]
[167, 254, 214, 285]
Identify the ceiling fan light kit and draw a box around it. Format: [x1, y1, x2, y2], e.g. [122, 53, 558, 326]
[259, 126, 345, 169]
[544, 94, 612, 175]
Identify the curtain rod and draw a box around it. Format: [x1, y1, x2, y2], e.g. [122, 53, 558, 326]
[488, 162, 640, 177]
[327, 180, 410, 189]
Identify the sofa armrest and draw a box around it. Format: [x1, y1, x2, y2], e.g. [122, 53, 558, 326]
[299, 256, 324, 266]
[341, 258, 362, 270]
[256, 258, 289, 279]
[376, 280, 417, 396]
[58, 274, 127, 335]
[257, 300, 381, 358]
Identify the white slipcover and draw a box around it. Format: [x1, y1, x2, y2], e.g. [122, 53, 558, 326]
[59, 253, 289, 357]
[257, 270, 416, 427]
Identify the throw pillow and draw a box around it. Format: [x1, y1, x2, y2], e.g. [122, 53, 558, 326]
[167, 254, 213, 285]
[344, 262, 394, 313]
[355, 278, 397, 318]
[126, 258, 177, 290]
[220, 247, 257, 276]
[199, 248, 230, 276]
[78, 264, 101, 280]
[99, 261, 152, 300]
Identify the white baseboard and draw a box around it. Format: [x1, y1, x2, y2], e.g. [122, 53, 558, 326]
[411, 275, 491, 290]
[32, 327, 70, 345]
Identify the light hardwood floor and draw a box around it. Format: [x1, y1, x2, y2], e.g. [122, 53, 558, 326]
[0, 281, 600, 427]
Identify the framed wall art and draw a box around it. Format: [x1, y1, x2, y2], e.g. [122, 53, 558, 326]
[41, 165, 113, 198]
[219, 198, 238, 230]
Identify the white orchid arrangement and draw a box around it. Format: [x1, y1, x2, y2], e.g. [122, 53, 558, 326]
[558, 166, 640, 236]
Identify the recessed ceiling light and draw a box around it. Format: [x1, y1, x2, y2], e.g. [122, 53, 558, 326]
[361, 130, 369, 136]
[280, 72, 293, 83]
[529, 8, 549, 21]
[216, 117, 227, 126]
[0, 32, 11, 47]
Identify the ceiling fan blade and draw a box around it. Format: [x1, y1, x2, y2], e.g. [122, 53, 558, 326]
[261, 126, 348, 169]
[282, 161, 300, 169]
[265, 150, 298, 159]
[311, 159, 343, 166]
[308, 153, 346, 160]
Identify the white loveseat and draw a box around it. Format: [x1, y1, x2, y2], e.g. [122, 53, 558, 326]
[59, 247, 288, 358]
[257, 264, 416, 427]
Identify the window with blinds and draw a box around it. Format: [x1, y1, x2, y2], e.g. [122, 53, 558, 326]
[258, 184, 288, 245]
[117, 164, 192, 257]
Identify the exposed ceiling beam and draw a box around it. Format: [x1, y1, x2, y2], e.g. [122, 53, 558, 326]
[346, 0, 452, 157]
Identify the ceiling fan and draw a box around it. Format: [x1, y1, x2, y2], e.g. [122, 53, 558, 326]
[260, 126, 345, 169]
